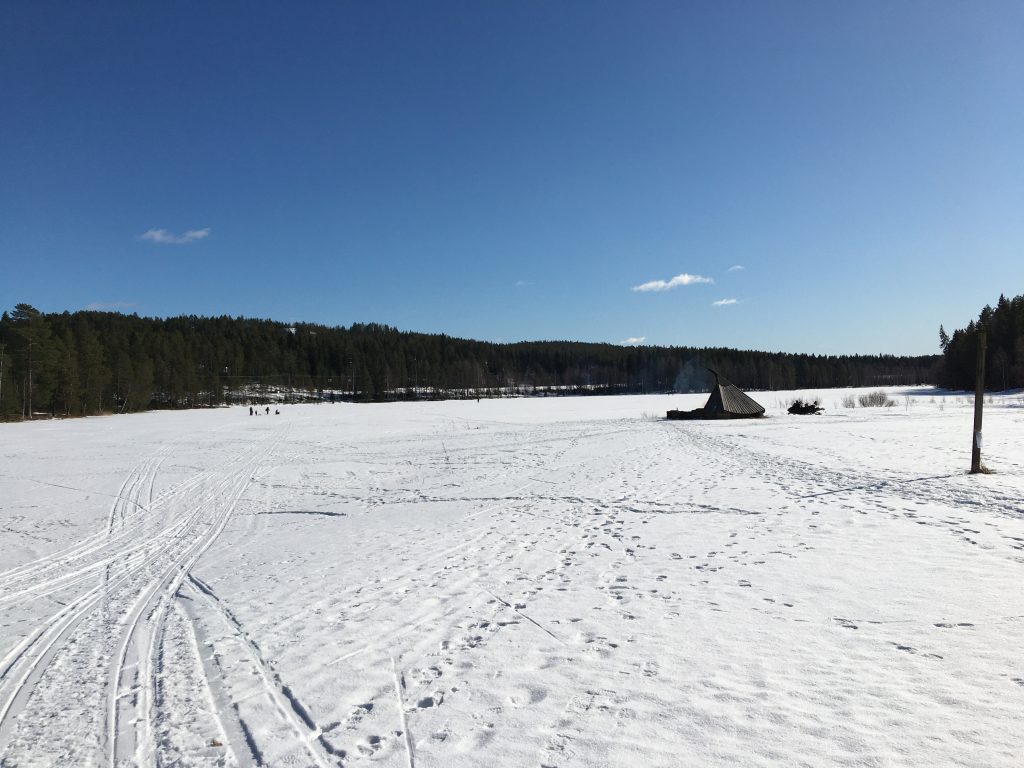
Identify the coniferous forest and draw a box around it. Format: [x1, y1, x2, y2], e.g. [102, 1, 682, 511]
[939, 293, 1024, 391]
[0, 303, 941, 420]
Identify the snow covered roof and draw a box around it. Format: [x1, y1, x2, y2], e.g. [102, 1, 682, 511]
[703, 368, 765, 417]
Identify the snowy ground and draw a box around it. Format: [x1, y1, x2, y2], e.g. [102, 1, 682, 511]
[1, 388, 1023, 767]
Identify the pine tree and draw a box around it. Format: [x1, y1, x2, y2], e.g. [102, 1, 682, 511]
[10, 304, 55, 418]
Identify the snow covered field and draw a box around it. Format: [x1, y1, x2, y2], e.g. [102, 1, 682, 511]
[1, 388, 1023, 767]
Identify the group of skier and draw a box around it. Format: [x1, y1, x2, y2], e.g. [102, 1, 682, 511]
[248, 406, 280, 416]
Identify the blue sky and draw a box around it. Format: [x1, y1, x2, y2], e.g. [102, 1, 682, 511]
[2, 1, 1021, 355]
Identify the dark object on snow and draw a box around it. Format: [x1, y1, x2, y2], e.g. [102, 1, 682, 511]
[788, 398, 824, 415]
[666, 369, 766, 420]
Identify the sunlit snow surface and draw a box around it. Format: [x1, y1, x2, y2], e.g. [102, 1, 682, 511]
[1, 389, 1023, 767]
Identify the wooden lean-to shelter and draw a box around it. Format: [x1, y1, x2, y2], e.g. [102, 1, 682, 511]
[666, 368, 765, 420]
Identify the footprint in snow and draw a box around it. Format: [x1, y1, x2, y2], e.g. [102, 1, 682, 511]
[357, 734, 384, 756]
[345, 702, 374, 729]
[417, 666, 442, 683]
[415, 691, 443, 709]
[889, 642, 943, 659]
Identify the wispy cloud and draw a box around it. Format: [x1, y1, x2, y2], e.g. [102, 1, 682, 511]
[632, 273, 713, 292]
[140, 227, 210, 244]
[712, 298, 739, 307]
[728, 264, 745, 272]
[85, 301, 137, 311]
[619, 336, 646, 345]
[514, 279, 533, 287]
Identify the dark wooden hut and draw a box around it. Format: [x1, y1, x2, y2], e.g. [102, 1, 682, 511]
[666, 369, 765, 420]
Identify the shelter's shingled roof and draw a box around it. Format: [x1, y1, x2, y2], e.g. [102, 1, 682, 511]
[703, 368, 765, 417]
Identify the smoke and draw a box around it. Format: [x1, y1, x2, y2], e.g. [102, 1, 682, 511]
[673, 359, 712, 392]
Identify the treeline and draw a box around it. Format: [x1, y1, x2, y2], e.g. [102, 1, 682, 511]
[0, 303, 939, 420]
[939, 293, 1024, 391]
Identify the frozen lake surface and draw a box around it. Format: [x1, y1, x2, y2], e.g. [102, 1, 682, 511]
[1, 389, 1023, 767]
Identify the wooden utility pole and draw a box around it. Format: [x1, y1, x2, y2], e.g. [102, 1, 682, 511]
[970, 328, 987, 474]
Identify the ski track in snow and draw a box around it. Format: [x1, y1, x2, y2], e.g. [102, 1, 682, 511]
[0, 421, 291, 766]
[1, 390, 1024, 766]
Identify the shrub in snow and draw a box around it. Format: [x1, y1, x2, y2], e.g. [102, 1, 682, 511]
[858, 390, 895, 407]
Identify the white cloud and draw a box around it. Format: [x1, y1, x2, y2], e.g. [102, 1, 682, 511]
[84, 301, 137, 311]
[712, 298, 739, 307]
[140, 227, 210, 244]
[619, 336, 646, 345]
[514, 280, 533, 287]
[728, 265, 745, 272]
[631, 273, 713, 292]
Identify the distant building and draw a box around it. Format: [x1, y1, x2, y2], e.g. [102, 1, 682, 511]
[666, 369, 765, 420]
